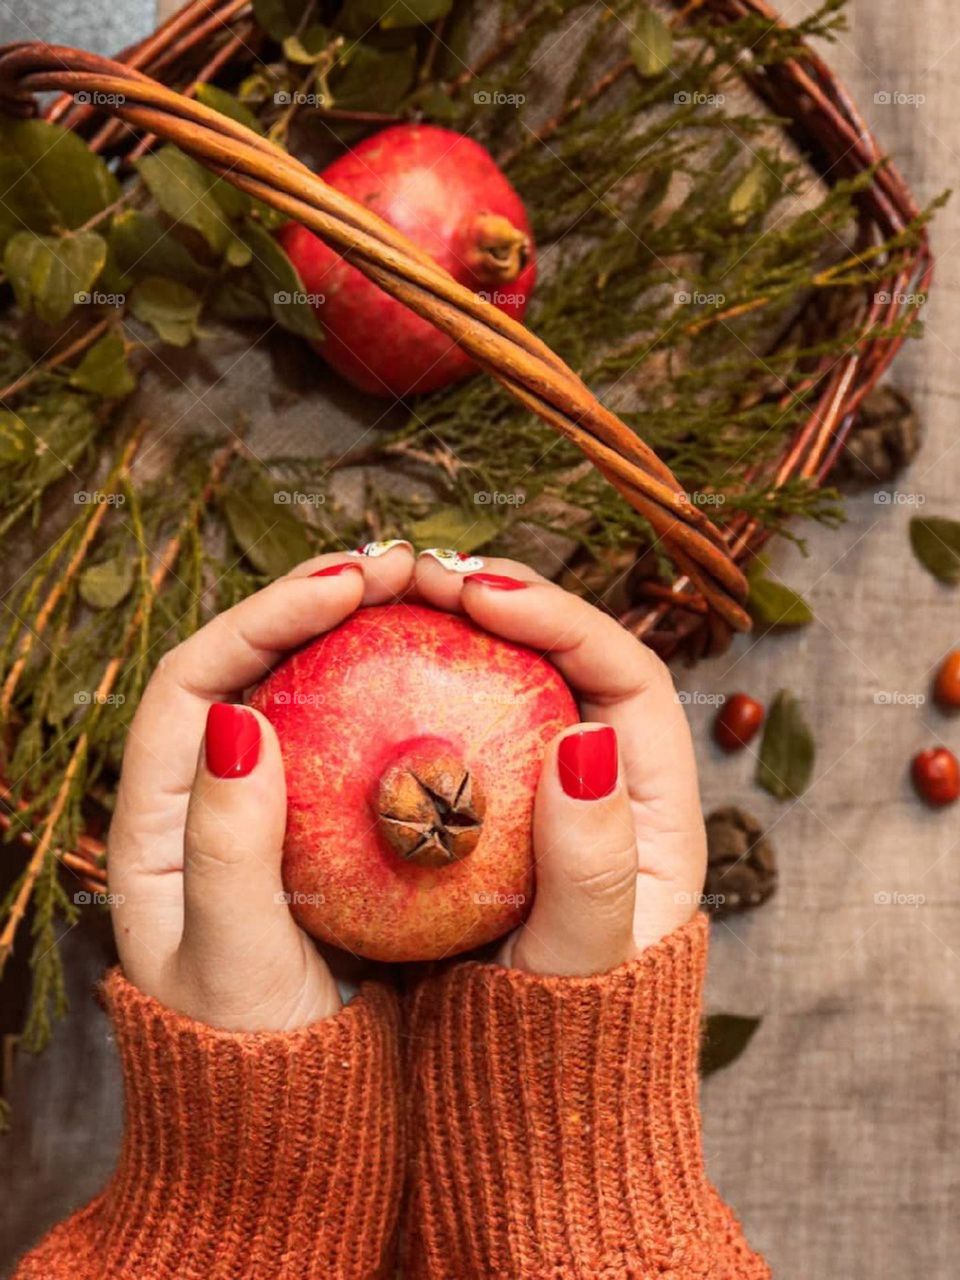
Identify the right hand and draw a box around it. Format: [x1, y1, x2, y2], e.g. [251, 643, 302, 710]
[411, 553, 707, 977]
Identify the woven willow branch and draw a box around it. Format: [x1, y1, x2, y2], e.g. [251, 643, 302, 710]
[0, 41, 751, 632]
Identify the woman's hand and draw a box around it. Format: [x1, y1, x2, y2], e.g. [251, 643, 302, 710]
[107, 544, 415, 1031]
[411, 553, 706, 976]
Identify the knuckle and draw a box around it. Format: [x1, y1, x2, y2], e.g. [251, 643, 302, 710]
[565, 850, 637, 905]
[149, 644, 189, 692]
[185, 834, 246, 875]
[635, 639, 672, 692]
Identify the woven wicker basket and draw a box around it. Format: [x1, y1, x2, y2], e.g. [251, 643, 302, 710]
[0, 0, 931, 894]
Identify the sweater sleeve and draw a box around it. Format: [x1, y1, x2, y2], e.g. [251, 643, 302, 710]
[14, 970, 403, 1280]
[402, 913, 769, 1280]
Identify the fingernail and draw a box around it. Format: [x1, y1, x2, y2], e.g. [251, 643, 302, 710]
[558, 726, 618, 800]
[205, 704, 261, 779]
[347, 539, 413, 559]
[310, 562, 363, 578]
[419, 547, 485, 573]
[464, 572, 527, 591]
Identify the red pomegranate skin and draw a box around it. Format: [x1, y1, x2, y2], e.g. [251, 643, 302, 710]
[251, 604, 578, 961]
[278, 124, 536, 397]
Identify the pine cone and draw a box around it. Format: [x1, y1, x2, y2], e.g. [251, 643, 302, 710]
[703, 806, 777, 917]
[833, 384, 921, 487]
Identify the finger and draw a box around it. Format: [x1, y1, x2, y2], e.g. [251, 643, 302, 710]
[503, 724, 637, 976]
[285, 540, 415, 604]
[177, 703, 340, 1022]
[108, 562, 367, 966]
[114, 563, 366, 831]
[409, 548, 547, 610]
[457, 570, 694, 780]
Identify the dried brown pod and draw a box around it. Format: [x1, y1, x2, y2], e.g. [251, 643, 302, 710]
[833, 385, 921, 488]
[704, 806, 777, 917]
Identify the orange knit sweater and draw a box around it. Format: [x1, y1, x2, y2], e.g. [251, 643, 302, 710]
[13, 915, 769, 1280]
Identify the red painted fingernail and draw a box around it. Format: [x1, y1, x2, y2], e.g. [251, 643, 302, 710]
[463, 572, 528, 591]
[205, 704, 261, 778]
[557, 726, 618, 800]
[310, 562, 363, 578]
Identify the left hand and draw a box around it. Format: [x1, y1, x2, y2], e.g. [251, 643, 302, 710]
[107, 547, 415, 1031]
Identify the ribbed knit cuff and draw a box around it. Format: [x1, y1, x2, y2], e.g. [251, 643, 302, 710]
[16, 971, 403, 1280]
[403, 915, 768, 1280]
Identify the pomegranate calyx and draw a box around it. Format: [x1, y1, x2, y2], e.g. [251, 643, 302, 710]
[466, 212, 530, 285]
[377, 748, 486, 868]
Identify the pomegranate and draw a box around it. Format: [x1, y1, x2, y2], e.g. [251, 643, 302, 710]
[279, 124, 536, 397]
[251, 604, 577, 961]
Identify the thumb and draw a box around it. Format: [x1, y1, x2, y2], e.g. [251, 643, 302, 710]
[503, 724, 638, 977]
[180, 703, 304, 977]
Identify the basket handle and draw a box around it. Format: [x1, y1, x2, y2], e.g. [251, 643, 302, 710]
[0, 42, 750, 632]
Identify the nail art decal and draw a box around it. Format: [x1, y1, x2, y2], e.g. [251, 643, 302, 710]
[347, 539, 413, 558]
[419, 547, 485, 573]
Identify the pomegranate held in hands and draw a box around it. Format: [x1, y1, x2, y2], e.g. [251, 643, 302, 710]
[279, 124, 536, 397]
[252, 604, 577, 961]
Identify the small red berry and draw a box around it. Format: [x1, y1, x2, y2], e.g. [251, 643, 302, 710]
[911, 747, 960, 808]
[713, 693, 765, 752]
[933, 650, 960, 711]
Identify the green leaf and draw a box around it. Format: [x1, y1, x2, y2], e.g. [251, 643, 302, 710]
[1, 390, 98, 490]
[237, 71, 277, 108]
[0, 119, 120, 245]
[130, 277, 202, 347]
[381, 0, 453, 27]
[4, 230, 107, 324]
[331, 43, 416, 113]
[80, 554, 135, 610]
[225, 236, 254, 268]
[0, 410, 30, 464]
[910, 516, 960, 586]
[408, 506, 499, 553]
[339, 0, 450, 30]
[409, 84, 461, 125]
[756, 689, 815, 801]
[137, 147, 235, 255]
[222, 469, 314, 575]
[108, 209, 212, 289]
[701, 1014, 761, 1077]
[210, 176, 253, 223]
[195, 82, 265, 134]
[629, 7, 673, 78]
[729, 164, 768, 225]
[209, 279, 272, 322]
[746, 572, 814, 628]
[283, 25, 336, 63]
[241, 222, 323, 341]
[252, 0, 308, 39]
[249, 199, 288, 232]
[68, 331, 136, 398]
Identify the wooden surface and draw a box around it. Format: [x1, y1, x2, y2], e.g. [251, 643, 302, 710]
[2, 2, 959, 1278]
